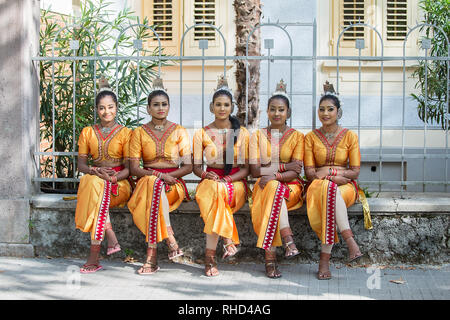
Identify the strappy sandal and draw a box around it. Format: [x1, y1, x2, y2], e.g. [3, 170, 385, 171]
[138, 247, 160, 275]
[341, 229, 363, 263]
[222, 239, 239, 260]
[105, 223, 121, 256]
[80, 244, 103, 274]
[166, 227, 184, 260]
[168, 242, 184, 260]
[317, 252, 332, 280]
[204, 249, 219, 277]
[265, 250, 281, 279]
[281, 227, 300, 259]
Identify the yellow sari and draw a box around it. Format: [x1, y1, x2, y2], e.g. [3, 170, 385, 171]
[250, 128, 305, 249]
[75, 125, 132, 241]
[193, 126, 250, 245]
[305, 128, 370, 245]
[127, 123, 191, 244]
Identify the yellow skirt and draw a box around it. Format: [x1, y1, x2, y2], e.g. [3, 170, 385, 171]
[127, 175, 187, 244]
[306, 179, 357, 244]
[75, 174, 131, 241]
[251, 178, 303, 249]
[195, 179, 248, 245]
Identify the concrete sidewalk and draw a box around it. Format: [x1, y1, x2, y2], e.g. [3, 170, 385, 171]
[0, 256, 449, 300]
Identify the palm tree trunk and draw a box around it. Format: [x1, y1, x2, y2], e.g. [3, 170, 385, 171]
[233, 0, 261, 128]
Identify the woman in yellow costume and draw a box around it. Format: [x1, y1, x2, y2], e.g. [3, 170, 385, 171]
[75, 78, 132, 273]
[305, 81, 369, 280]
[249, 80, 304, 279]
[127, 77, 192, 275]
[193, 76, 250, 277]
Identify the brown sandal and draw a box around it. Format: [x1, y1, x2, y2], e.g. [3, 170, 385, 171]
[317, 252, 332, 280]
[204, 249, 219, 277]
[138, 247, 160, 275]
[341, 229, 363, 263]
[281, 227, 300, 259]
[265, 249, 281, 279]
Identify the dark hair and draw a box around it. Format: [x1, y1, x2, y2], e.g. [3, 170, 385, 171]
[96, 90, 118, 108]
[147, 90, 170, 106]
[212, 89, 240, 175]
[319, 94, 341, 109]
[268, 94, 290, 110]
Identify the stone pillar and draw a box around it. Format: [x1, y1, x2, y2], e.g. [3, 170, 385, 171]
[0, 0, 40, 257]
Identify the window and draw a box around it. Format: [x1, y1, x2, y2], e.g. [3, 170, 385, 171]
[152, 0, 173, 41]
[342, 0, 366, 41]
[331, 0, 418, 57]
[386, 0, 408, 41]
[142, 0, 182, 55]
[194, 0, 216, 41]
[142, 0, 231, 57]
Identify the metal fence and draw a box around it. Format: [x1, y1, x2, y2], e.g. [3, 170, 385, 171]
[32, 19, 450, 195]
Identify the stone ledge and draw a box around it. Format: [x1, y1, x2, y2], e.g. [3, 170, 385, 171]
[0, 243, 35, 258]
[30, 193, 450, 215]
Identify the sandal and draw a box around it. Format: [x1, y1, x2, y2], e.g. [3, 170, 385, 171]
[265, 250, 281, 279]
[204, 249, 219, 277]
[317, 252, 332, 280]
[105, 223, 121, 256]
[107, 242, 121, 256]
[138, 247, 160, 275]
[281, 227, 300, 259]
[80, 244, 102, 274]
[80, 264, 103, 274]
[341, 229, 363, 263]
[166, 228, 184, 260]
[168, 242, 184, 260]
[222, 239, 238, 260]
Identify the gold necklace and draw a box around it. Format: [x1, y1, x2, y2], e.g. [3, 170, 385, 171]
[100, 122, 116, 135]
[321, 126, 340, 141]
[151, 119, 167, 132]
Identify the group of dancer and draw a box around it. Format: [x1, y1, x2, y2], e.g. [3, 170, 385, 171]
[74, 75, 369, 280]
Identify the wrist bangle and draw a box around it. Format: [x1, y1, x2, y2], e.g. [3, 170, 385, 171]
[275, 172, 283, 180]
[224, 175, 233, 183]
[279, 163, 286, 172]
[201, 171, 207, 179]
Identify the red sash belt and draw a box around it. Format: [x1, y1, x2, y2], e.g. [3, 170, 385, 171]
[144, 167, 191, 201]
[206, 166, 240, 178]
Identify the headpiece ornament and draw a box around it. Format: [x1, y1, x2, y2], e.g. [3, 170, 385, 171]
[150, 76, 168, 94]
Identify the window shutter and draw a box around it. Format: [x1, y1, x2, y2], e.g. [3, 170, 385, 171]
[153, 0, 173, 41]
[194, 0, 216, 41]
[386, 0, 408, 40]
[341, 0, 366, 41]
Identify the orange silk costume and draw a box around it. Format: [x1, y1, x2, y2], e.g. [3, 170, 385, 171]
[193, 126, 250, 245]
[304, 128, 361, 244]
[250, 128, 305, 249]
[75, 125, 132, 241]
[127, 123, 191, 244]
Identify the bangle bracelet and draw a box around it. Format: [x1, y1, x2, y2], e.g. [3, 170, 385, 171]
[279, 163, 286, 172]
[275, 172, 283, 180]
[224, 175, 233, 183]
[201, 171, 207, 179]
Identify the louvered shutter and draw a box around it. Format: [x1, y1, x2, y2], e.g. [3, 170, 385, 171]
[386, 0, 408, 40]
[194, 0, 216, 41]
[153, 0, 173, 41]
[341, 0, 366, 41]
